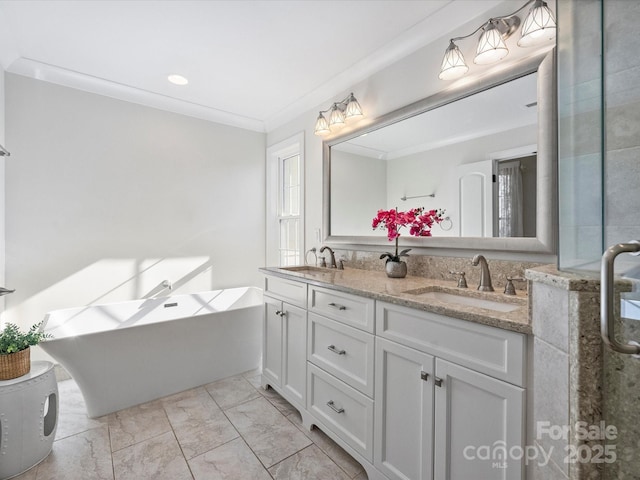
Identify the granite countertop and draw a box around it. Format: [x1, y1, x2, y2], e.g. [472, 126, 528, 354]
[260, 266, 531, 334]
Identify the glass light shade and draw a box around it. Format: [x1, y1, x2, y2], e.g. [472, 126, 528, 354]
[439, 41, 469, 80]
[329, 105, 346, 129]
[474, 23, 509, 65]
[344, 94, 363, 120]
[314, 113, 330, 136]
[518, 0, 556, 47]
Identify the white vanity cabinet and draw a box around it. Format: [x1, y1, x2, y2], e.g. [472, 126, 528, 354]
[262, 275, 308, 410]
[261, 271, 528, 480]
[375, 301, 526, 480]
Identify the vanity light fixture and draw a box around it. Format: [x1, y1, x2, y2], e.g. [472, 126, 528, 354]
[438, 0, 556, 80]
[314, 93, 364, 136]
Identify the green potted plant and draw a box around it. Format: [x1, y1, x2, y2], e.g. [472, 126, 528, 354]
[0, 321, 52, 380]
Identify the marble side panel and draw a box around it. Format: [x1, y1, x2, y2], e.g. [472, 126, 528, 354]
[533, 337, 569, 477]
[530, 442, 570, 480]
[188, 437, 272, 480]
[568, 290, 604, 480]
[112, 431, 192, 480]
[35, 426, 113, 480]
[602, 309, 640, 480]
[224, 396, 312, 468]
[532, 282, 569, 353]
[269, 444, 351, 480]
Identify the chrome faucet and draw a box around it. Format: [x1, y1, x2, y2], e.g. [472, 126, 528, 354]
[319, 246, 337, 268]
[471, 254, 494, 292]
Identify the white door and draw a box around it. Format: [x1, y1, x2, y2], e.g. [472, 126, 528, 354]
[282, 303, 307, 408]
[434, 359, 525, 480]
[374, 337, 435, 480]
[456, 160, 494, 237]
[263, 296, 283, 387]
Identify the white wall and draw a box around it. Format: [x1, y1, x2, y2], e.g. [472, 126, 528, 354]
[4, 74, 265, 346]
[331, 150, 386, 236]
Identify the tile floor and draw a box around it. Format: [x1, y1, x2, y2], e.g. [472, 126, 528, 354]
[13, 369, 368, 480]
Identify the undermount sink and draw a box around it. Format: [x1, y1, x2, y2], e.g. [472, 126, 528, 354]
[403, 287, 525, 313]
[280, 265, 336, 276]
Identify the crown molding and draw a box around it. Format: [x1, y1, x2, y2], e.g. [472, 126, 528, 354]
[6, 57, 267, 132]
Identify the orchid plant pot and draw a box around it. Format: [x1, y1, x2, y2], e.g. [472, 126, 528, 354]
[372, 207, 444, 279]
[385, 260, 407, 278]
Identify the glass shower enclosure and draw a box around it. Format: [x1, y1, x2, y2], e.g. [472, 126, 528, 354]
[558, 0, 640, 478]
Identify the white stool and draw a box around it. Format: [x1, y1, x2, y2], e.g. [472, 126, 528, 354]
[0, 361, 58, 479]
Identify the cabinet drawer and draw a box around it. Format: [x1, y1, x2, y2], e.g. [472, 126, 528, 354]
[308, 313, 374, 397]
[308, 286, 375, 332]
[376, 301, 526, 386]
[264, 275, 307, 307]
[307, 363, 374, 461]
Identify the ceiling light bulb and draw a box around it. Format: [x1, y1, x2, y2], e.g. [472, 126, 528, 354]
[314, 112, 330, 136]
[168, 74, 189, 86]
[329, 104, 346, 129]
[439, 41, 469, 80]
[344, 93, 364, 120]
[518, 0, 557, 47]
[474, 22, 509, 65]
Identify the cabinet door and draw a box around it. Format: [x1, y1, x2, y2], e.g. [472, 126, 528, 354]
[263, 296, 283, 387]
[434, 359, 525, 480]
[282, 303, 307, 408]
[375, 337, 435, 480]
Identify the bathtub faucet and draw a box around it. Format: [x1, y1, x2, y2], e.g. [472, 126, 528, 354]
[162, 280, 172, 291]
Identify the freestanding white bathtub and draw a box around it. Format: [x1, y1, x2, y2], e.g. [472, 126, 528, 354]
[39, 287, 263, 418]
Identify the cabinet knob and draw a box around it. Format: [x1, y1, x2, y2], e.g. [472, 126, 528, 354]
[420, 371, 429, 381]
[275, 310, 286, 317]
[434, 377, 443, 387]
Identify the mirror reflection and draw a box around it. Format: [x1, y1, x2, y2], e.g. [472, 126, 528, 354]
[330, 72, 538, 238]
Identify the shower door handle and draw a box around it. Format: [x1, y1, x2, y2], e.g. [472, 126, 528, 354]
[601, 240, 640, 355]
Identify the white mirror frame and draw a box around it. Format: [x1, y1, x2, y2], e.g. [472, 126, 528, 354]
[322, 48, 557, 254]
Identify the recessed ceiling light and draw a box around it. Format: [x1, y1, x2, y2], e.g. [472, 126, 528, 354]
[168, 74, 188, 86]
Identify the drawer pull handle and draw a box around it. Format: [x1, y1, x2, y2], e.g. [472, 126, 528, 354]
[326, 400, 345, 414]
[327, 345, 346, 355]
[328, 302, 347, 311]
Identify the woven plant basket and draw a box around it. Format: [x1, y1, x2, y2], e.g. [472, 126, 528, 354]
[0, 347, 31, 380]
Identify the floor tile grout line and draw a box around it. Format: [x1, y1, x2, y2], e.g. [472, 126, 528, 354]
[212, 394, 277, 478]
[161, 406, 196, 480]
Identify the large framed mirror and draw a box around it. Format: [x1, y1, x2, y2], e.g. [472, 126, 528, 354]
[322, 49, 556, 254]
